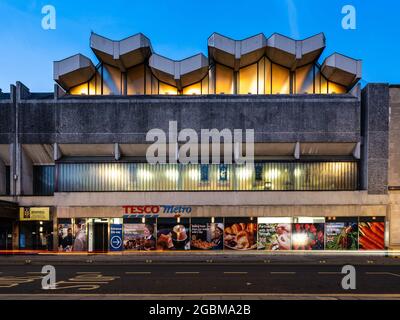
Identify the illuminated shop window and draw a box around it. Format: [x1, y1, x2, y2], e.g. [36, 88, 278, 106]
[239, 63, 258, 94]
[219, 164, 228, 181]
[89, 76, 96, 95]
[57, 162, 358, 192]
[208, 67, 216, 94]
[151, 75, 159, 94]
[272, 63, 290, 94]
[70, 82, 88, 95]
[67, 60, 352, 96]
[127, 64, 145, 95]
[183, 82, 201, 95]
[295, 64, 314, 94]
[255, 164, 263, 181]
[159, 82, 178, 95]
[321, 74, 328, 94]
[200, 165, 209, 181]
[201, 75, 209, 94]
[264, 58, 272, 94]
[257, 58, 265, 94]
[145, 67, 152, 94]
[216, 64, 234, 94]
[103, 64, 122, 95]
[328, 81, 347, 94]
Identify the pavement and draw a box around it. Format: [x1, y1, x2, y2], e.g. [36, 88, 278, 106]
[0, 253, 399, 300]
[0, 251, 399, 266]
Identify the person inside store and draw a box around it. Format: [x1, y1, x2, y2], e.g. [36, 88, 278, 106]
[58, 224, 64, 250]
[73, 219, 87, 251]
[46, 232, 53, 251]
[62, 228, 74, 251]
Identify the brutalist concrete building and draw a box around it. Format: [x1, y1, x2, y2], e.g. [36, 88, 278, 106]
[0, 32, 396, 253]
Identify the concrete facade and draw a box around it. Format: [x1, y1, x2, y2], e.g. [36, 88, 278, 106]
[0, 82, 395, 250]
[388, 86, 400, 248]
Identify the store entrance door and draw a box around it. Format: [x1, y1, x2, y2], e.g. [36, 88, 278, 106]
[19, 221, 53, 251]
[0, 220, 13, 250]
[93, 222, 108, 252]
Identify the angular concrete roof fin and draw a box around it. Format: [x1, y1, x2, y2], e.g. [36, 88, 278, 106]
[53, 54, 95, 91]
[149, 53, 209, 89]
[321, 53, 362, 88]
[208, 33, 267, 70]
[90, 32, 152, 71]
[266, 33, 325, 70]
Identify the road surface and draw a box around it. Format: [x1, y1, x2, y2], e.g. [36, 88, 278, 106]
[0, 262, 400, 299]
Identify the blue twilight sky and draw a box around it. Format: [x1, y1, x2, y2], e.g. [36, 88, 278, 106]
[0, 0, 399, 92]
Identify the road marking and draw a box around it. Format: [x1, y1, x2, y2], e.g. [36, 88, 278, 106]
[175, 272, 199, 275]
[270, 272, 296, 275]
[0, 276, 42, 288]
[223, 272, 248, 275]
[318, 272, 342, 275]
[76, 272, 101, 274]
[366, 272, 400, 277]
[125, 272, 152, 275]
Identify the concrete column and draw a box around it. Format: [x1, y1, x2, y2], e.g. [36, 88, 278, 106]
[9, 143, 17, 196]
[12, 222, 19, 250]
[21, 146, 33, 195]
[0, 160, 5, 195]
[15, 145, 33, 195]
[52, 209, 58, 251]
[361, 84, 390, 194]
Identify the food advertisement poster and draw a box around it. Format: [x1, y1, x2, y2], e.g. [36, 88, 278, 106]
[191, 222, 224, 250]
[123, 223, 156, 251]
[359, 218, 385, 250]
[326, 220, 358, 250]
[292, 223, 324, 250]
[257, 223, 291, 250]
[157, 219, 190, 250]
[224, 219, 257, 250]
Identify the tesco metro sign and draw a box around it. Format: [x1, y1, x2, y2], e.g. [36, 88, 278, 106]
[122, 205, 192, 218]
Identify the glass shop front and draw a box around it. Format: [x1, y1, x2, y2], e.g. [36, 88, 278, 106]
[56, 206, 387, 253]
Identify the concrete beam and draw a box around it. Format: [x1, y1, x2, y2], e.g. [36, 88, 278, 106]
[149, 53, 209, 89]
[0, 160, 6, 195]
[208, 33, 267, 71]
[20, 145, 33, 195]
[16, 81, 30, 101]
[53, 54, 95, 91]
[90, 32, 152, 71]
[54, 143, 62, 161]
[321, 53, 362, 88]
[294, 142, 300, 159]
[114, 143, 121, 160]
[353, 142, 361, 159]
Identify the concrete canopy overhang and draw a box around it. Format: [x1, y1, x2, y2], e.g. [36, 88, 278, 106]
[22, 144, 54, 165]
[0, 200, 18, 219]
[58, 144, 115, 157]
[321, 53, 362, 88]
[0, 145, 10, 165]
[300, 142, 358, 156]
[208, 33, 267, 70]
[266, 33, 326, 70]
[53, 54, 96, 91]
[54, 143, 360, 159]
[149, 53, 209, 89]
[90, 32, 152, 71]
